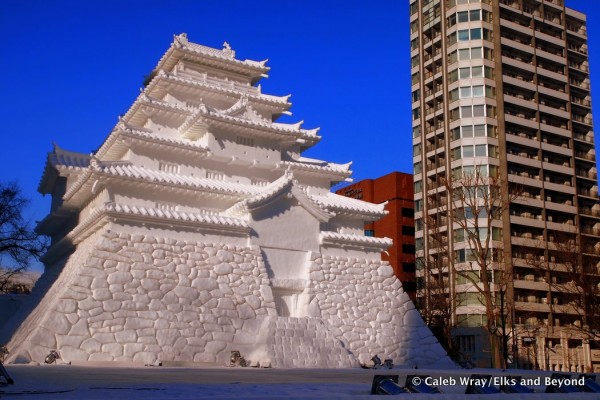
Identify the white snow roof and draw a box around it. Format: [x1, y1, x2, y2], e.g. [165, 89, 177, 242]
[38, 144, 91, 194]
[63, 161, 261, 206]
[311, 192, 387, 219]
[320, 231, 392, 250]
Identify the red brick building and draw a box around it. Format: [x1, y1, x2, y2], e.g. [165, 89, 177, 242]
[336, 172, 415, 299]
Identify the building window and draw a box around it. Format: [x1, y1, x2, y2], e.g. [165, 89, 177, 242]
[206, 170, 224, 180]
[403, 262, 416, 273]
[403, 243, 416, 254]
[459, 85, 486, 99]
[402, 207, 415, 218]
[236, 136, 255, 146]
[457, 28, 482, 42]
[159, 162, 179, 174]
[402, 225, 415, 236]
[364, 230, 374, 237]
[458, 46, 483, 61]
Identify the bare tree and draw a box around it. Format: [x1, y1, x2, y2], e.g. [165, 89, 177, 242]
[443, 167, 521, 368]
[0, 182, 46, 292]
[527, 232, 600, 343]
[416, 210, 457, 357]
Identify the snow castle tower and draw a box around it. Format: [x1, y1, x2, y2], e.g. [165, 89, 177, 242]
[3, 35, 453, 368]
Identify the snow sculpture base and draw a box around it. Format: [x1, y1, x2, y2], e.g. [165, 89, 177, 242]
[4, 228, 453, 368]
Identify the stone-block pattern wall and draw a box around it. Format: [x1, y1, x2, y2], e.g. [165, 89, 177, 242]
[267, 317, 357, 368]
[13, 230, 278, 365]
[306, 253, 453, 368]
[7, 228, 453, 369]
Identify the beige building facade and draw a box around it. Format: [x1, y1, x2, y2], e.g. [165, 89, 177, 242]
[411, 0, 600, 371]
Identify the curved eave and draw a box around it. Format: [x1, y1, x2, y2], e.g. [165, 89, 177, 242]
[276, 161, 351, 181]
[38, 145, 91, 194]
[96, 124, 210, 161]
[148, 71, 291, 113]
[63, 165, 260, 208]
[320, 231, 392, 251]
[203, 112, 319, 145]
[123, 95, 193, 127]
[311, 194, 388, 221]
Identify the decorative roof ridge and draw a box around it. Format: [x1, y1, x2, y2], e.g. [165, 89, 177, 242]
[245, 170, 294, 209]
[38, 144, 92, 194]
[104, 201, 249, 230]
[172, 101, 318, 143]
[115, 121, 210, 153]
[310, 192, 388, 219]
[50, 143, 91, 167]
[224, 171, 334, 222]
[217, 95, 269, 124]
[155, 70, 291, 106]
[153, 33, 269, 78]
[278, 159, 352, 174]
[63, 162, 260, 204]
[174, 34, 269, 70]
[125, 93, 311, 141]
[320, 231, 393, 249]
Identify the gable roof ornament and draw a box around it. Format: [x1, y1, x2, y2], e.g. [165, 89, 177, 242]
[224, 169, 335, 222]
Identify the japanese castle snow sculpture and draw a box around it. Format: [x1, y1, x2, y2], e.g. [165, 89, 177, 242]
[3, 35, 452, 368]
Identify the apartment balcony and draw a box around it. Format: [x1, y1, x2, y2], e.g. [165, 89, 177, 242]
[572, 114, 593, 127]
[580, 207, 600, 218]
[537, 64, 567, 82]
[503, 93, 538, 111]
[570, 78, 591, 91]
[541, 160, 572, 176]
[539, 120, 571, 138]
[501, 55, 534, 72]
[576, 168, 598, 181]
[513, 279, 550, 292]
[537, 77, 566, 95]
[575, 150, 596, 162]
[507, 152, 541, 168]
[501, 36, 534, 56]
[504, 112, 538, 130]
[573, 131, 594, 144]
[515, 301, 551, 313]
[571, 96, 592, 110]
[566, 22, 587, 38]
[510, 215, 545, 228]
[502, 75, 537, 93]
[578, 187, 599, 199]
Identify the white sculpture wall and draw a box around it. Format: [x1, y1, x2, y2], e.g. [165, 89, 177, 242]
[6, 225, 452, 368]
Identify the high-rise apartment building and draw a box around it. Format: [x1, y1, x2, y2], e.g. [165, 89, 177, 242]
[411, 0, 600, 370]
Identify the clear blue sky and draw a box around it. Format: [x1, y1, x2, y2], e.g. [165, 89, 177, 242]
[0, 0, 598, 231]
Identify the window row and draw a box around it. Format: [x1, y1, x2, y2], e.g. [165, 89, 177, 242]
[451, 164, 499, 179]
[454, 226, 502, 242]
[449, 28, 493, 45]
[449, 65, 494, 83]
[448, 9, 482, 27]
[455, 247, 502, 263]
[451, 124, 497, 140]
[449, 46, 494, 63]
[450, 104, 496, 120]
[450, 85, 495, 101]
[452, 144, 499, 160]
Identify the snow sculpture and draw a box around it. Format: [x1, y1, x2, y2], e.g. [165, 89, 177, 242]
[1, 34, 453, 368]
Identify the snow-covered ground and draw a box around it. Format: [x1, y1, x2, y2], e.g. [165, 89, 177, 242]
[1, 364, 599, 399]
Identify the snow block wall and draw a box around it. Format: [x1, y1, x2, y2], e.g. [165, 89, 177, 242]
[5, 228, 454, 368]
